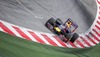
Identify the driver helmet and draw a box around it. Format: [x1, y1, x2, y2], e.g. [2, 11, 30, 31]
[66, 21, 72, 28]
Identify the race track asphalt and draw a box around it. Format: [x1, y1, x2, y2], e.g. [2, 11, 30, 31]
[0, 0, 97, 34]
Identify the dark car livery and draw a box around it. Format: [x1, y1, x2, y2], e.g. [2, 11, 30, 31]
[45, 18, 79, 43]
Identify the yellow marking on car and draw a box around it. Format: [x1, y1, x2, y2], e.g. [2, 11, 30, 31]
[54, 27, 61, 32]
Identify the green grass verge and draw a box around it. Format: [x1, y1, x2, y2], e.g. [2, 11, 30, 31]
[0, 31, 100, 57]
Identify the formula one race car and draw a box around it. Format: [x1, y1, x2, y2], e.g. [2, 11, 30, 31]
[45, 18, 79, 43]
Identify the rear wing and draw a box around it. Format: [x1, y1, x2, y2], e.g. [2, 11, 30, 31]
[64, 18, 78, 32]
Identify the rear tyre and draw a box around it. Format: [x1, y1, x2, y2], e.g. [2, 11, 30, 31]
[45, 18, 55, 27]
[56, 18, 63, 26]
[65, 33, 73, 39]
[70, 33, 79, 43]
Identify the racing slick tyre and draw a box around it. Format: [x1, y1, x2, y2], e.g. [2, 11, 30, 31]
[70, 33, 79, 43]
[45, 18, 55, 27]
[66, 33, 73, 39]
[64, 33, 73, 43]
[56, 18, 63, 26]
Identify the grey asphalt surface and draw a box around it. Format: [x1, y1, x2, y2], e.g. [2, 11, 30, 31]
[0, 0, 97, 34]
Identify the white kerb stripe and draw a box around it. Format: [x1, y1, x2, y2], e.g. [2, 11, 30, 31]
[88, 32, 99, 44]
[73, 41, 83, 48]
[83, 35, 95, 46]
[0, 27, 5, 32]
[91, 28, 100, 40]
[46, 34, 63, 47]
[3, 24, 23, 38]
[97, 17, 100, 21]
[72, 36, 84, 48]
[20, 28, 38, 42]
[77, 37, 90, 47]
[34, 31, 51, 45]
[95, 23, 100, 32]
[65, 43, 73, 48]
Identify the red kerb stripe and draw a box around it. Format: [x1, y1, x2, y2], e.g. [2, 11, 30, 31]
[99, 12, 100, 15]
[85, 35, 97, 44]
[98, 16, 100, 20]
[97, 20, 100, 25]
[80, 36, 91, 46]
[68, 42, 77, 48]
[0, 22, 15, 35]
[28, 31, 45, 44]
[75, 40, 85, 48]
[53, 36, 77, 48]
[41, 34, 58, 46]
[53, 36, 67, 47]
[97, 0, 100, 4]
[89, 32, 100, 41]
[95, 25, 100, 30]
[92, 29, 100, 36]
[12, 26, 31, 40]
[54, 36, 77, 48]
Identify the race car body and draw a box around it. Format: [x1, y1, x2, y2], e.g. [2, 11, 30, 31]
[45, 18, 79, 43]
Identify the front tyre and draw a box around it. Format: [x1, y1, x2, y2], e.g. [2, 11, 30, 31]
[45, 18, 55, 27]
[70, 33, 79, 43]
